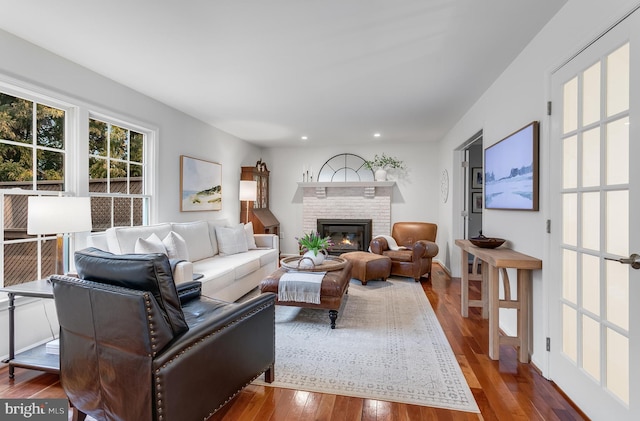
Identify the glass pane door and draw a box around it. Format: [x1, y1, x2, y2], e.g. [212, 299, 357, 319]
[549, 10, 639, 420]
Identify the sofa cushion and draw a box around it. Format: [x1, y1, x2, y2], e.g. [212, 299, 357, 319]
[259, 248, 280, 267]
[134, 233, 166, 254]
[207, 219, 229, 256]
[216, 224, 249, 255]
[230, 255, 260, 278]
[163, 231, 190, 261]
[171, 221, 214, 261]
[192, 258, 236, 292]
[244, 222, 257, 250]
[87, 232, 109, 251]
[106, 223, 172, 254]
[74, 247, 188, 336]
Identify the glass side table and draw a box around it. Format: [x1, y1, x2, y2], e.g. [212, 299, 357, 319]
[0, 279, 58, 378]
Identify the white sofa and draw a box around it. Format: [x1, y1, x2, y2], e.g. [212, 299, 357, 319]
[86, 220, 279, 302]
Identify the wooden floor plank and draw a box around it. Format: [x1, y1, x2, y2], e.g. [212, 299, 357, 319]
[313, 393, 336, 421]
[298, 390, 323, 420]
[233, 385, 275, 420]
[339, 395, 364, 421]
[0, 263, 587, 421]
[361, 398, 378, 421]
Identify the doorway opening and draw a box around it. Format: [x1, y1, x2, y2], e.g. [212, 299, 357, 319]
[462, 130, 483, 240]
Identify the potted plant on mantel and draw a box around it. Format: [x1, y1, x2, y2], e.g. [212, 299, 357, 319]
[364, 153, 406, 181]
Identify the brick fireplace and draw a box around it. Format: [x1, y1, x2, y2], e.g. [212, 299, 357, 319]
[300, 181, 393, 241]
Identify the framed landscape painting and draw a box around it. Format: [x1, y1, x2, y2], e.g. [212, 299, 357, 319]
[180, 155, 222, 212]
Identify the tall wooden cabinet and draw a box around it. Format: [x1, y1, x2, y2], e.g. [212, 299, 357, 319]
[241, 161, 280, 236]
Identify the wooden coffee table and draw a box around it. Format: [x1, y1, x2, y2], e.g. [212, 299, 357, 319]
[259, 260, 352, 329]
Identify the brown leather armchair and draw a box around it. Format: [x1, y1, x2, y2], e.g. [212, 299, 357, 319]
[50, 248, 275, 421]
[370, 222, 439, 282]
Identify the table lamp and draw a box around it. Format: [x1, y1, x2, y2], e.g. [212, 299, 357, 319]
[239, 180, 257, 224]
[27, 196, 92, 275]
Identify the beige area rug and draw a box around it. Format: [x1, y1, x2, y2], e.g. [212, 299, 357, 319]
[254, 277, 480, 413]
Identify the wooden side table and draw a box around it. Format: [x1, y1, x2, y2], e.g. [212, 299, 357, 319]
[455, 239, 542, 363]
[0, 279, 58, 378]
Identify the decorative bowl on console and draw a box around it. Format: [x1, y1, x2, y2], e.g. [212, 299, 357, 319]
[469, 234, 506, 249]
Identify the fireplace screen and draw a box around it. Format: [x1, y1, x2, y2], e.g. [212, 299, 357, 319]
[317, 219, 372, 255]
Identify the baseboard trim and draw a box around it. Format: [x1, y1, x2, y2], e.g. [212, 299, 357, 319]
[434, 259, 450, 275]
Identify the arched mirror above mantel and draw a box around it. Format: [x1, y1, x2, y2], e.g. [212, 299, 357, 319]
[317, 153, 374, 182]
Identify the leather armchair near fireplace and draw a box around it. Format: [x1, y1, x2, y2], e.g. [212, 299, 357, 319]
[50, 248, 275, 421]
[369, 222, 439, 282]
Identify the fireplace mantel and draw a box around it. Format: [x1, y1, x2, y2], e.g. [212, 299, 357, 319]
[301, 181, 393, 237]
[298, 181, 394, 198]
[298, 181, 395, 188]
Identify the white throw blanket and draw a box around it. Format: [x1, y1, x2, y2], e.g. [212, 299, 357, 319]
[371, 235, 407, 251]
[278, 271, 326, 304]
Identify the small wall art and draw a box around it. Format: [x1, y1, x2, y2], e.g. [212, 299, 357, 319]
[471, 167, 483, 189]
[180, 155, 222, 212]
[472, 192, 483, 213]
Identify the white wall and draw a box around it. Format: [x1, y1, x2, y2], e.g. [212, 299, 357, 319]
[436, 0, 640, 371]
[0, 28, 264, 359]
[263, 142, 440, 256]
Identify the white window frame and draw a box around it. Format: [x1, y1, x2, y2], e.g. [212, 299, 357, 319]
[87, 111, 154, 231]
[0, 76, 158, 288]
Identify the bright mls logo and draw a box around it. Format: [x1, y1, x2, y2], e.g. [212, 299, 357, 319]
[0, 399, 67, 420]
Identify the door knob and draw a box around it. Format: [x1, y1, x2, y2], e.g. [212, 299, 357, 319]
[605, 253, 640, 270]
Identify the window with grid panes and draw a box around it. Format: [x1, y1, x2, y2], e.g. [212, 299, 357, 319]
[88, 118, 148, 231]
[0, 91, 66, 286]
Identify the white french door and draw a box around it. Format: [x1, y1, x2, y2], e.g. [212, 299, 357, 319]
[549, 8, 640, 420]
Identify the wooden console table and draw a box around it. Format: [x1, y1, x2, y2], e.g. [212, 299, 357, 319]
[455, 239, 542, 363]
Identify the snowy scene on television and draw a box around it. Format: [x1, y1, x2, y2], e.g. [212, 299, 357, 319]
[484, 122, 538, 210]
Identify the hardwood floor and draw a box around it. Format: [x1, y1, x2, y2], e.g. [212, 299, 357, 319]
[0, 264, 588, 420]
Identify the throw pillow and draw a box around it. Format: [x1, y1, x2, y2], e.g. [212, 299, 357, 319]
[207, 219, 229, 256]
[244, 222, 257, 250]
[170, 221, 214, 261]
[216, 224, 249, 255]
[162, 231, 190, 261]
[134, 233, 167, 255]
[106, 223, 172, 254]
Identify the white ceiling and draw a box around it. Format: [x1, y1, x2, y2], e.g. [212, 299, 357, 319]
[0, 0, 566, 147]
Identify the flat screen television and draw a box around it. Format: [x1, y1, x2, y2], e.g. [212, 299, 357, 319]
[484, 121, 539, 211]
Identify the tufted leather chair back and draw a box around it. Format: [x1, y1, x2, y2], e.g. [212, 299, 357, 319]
[52, 276, 175, 420]
[74, 247, 188, 335]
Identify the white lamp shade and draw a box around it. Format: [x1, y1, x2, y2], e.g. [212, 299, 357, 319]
[239, 180, 257, 201]
[27, 196, 92, 235]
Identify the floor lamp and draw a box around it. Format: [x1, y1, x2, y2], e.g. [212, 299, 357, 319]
[239, 180, 257, 224]
[27, 196, 92, 275]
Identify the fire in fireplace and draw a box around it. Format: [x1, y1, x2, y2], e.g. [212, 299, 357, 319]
[317, 219, 372, 256]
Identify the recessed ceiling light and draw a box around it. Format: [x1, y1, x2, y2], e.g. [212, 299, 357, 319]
[301, 136, 308, 140]
[373, 133, 381, 138]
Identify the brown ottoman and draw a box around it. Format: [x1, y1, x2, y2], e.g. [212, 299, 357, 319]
[260, 260, 352, 329]
[341, 251, 391, 285]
